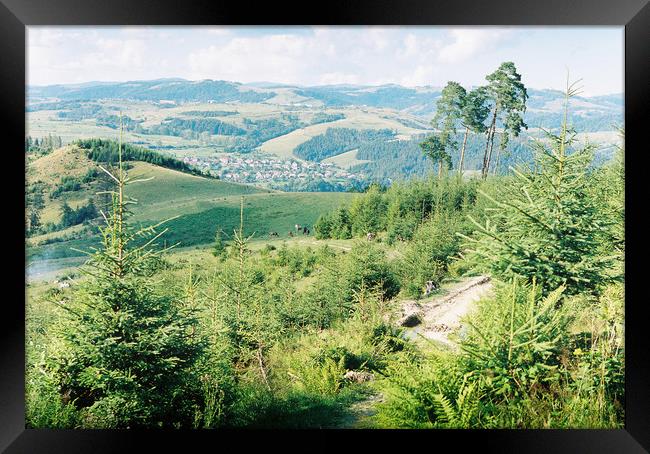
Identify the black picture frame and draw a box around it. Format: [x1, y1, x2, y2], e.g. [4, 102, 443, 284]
[3, 0, 649, 451]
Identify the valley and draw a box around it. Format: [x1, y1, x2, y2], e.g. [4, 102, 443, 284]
[27, 79, 623, 190]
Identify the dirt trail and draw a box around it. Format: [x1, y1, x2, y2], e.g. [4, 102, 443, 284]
[336, 276, 493, 428]
[398, 275, 493, 347]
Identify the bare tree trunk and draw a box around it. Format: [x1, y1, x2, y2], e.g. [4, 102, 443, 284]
[438, 161, 442, 179]
[485, 132, 496, 177]
[257, 347, 271, 392]
[459, 126, 469, 176]
[482, 107, 498, 179]
[493, 145, 502, 175]
[481, 126, 494, 179]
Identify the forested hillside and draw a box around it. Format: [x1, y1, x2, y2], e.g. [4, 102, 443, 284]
[294, 128, 395, 161]
[29, 78, 275, 103]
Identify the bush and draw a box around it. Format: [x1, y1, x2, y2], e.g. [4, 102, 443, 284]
[50, 176, 82, 198]
[386, 212, 419, 244]
[59, 200, 98, 228]
[344, 241, 400, 301]
[349, 184, 387, 236]
[398, 213, 463, 297]
[273, 244, 318, 277]
[26, 367, 79, 428]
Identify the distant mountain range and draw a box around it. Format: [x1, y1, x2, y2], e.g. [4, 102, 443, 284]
[28, 78, 623, 132]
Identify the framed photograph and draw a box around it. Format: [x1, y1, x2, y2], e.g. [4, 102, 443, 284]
[3, 0, 649, 451]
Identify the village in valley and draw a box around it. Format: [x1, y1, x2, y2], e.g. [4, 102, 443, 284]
[182, 153, 364, 187]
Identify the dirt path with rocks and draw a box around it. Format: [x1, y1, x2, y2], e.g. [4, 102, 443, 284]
[336, 276, 493, 428]
[398, 275, 493, 347]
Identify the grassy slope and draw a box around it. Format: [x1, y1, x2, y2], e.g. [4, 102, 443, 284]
[321, 149, 370, 169]
[28, 145, 100, 223]
[27, 148, 354, 263]
[125, 161, 269, 221]
[158, 191, 353, 248]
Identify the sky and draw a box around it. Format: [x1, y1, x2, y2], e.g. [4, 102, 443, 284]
[27, 26, 623, 96]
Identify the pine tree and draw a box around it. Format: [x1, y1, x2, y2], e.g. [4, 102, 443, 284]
[212, 197, 278, 390]
[49, 115, 205, 428]
[212, 228, 227, 259]
[425, 81, 466, 178]
[461, 78, 617, 296]
[420, 135, 452, 178]
[481, 62, 528, 178]
[432, 81, 466, 151]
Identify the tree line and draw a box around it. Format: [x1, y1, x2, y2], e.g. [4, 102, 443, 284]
[75, 138, 214, 178]
[25, 135, 64, 155]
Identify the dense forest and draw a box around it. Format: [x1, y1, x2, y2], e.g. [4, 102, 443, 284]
[293, 128, 395, 161]
[75, 138, 212, 177]
[148, 118, 247, 137]
[295, 85, 442, 109]
[26, 71, 625, 429]
[350, 134, 534, 184]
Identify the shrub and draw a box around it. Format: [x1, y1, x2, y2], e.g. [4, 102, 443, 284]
[344, 241, 400, 301]
[349, 184, 387, 236]
[398, 213, 463, 297]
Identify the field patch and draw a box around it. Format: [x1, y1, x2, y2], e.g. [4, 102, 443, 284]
[321, 149, 371, 169]
[157, 191, 354, 248]
[258, 109, 428, 160]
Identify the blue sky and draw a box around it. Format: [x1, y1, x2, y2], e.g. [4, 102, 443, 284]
[27, 26, 623, 96]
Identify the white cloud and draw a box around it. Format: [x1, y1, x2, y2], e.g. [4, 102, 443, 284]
[94, 38, 147, 67]
[437, 29, 511, 63]
[26, 26, 623, 95]
[188, 34, 311, 83]
[205, 29, 231, 36]
[318, 72, 360, 86]
[400, 64, 437, 87]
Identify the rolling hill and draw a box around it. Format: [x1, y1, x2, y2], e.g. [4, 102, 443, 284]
[26, 145, 353, 264]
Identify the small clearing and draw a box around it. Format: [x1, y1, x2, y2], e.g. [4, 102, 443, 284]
[321, 148, 371, 169]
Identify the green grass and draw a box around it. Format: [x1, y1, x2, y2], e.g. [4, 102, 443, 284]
[28, 186, 353, 263]
[321, 148, 370, 169]
[150, 191, 353, 247]
[125, 162, 269, 221]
